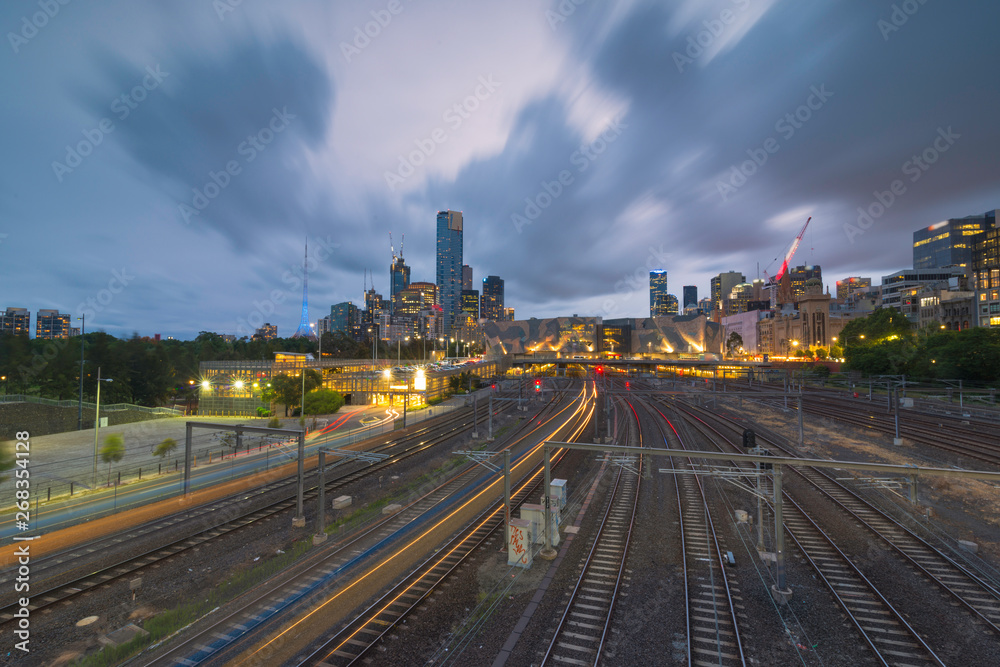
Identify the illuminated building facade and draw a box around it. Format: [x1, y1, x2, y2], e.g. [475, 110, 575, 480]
[649, 270, 669, 316]
[461, 289, 480, 319]
[330, 301, 360, 338]
[390, 255, 410, 314]
[253, 323, 277, 340]
[35, 309, 71, 339]
[973, 222, 1000, 327]
[711, 271, 745, 312]
[482, 275, 504, 321]
[836, 276, 871, 301]
[914, 210, 996, 271]
[1, 307, 30, 336]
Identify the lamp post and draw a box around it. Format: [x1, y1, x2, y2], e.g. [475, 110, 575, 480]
[77, 314, 85, 430]
[93, 367, 113, 489]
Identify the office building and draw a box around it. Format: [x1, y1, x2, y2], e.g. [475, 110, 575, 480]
[436, 210, 464, 331]
[663, 294, 679, 315]
[682, 286, 698, 310]
[0, 307, 30, 336]
[35, 309, 71, 339]
[462, 265, 473, 291]
[396, 282, 437, 319]
[481, 275, 504, 321]
[973, 224, 1000, 327]
[711, 271, 745, 311]
[881, 268, 966, 310]
[914, 210, 996, 271]
[836, 277, 872, 301]
[788, 265, 822, 301]
[253, 323, 277, 340]
[330, 302, 360, 338]
[461, 289, 480, 320]
[649, 270, 669, 316]
[504, 307, 515, 321]
[390, 254, 411, 315]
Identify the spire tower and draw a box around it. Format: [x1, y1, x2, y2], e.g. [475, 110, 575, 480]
[292, 238, 317, 340]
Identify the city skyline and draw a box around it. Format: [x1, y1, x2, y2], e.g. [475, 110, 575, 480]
[2, 1, 998, 339]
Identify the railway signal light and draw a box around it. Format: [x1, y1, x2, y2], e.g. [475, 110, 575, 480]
[742, 428, 756, 450]
[534, 379, 542, 392]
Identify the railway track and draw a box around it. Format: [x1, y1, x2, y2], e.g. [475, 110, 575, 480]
[286, 385, 595, 667]
[539, 398, 640, 666]
[651, 401, 746, 667]
[668, 399, 977, 665]
[682, 401, 1000, 635]
[0, 399, 524, 624]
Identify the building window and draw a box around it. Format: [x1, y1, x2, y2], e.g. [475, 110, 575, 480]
[991, 317, 1000, 327]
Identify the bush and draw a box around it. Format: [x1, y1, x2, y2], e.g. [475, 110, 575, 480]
[303, 389, 345, 415]
[267, 417, 281, 428]
[811, 363, 831, 378]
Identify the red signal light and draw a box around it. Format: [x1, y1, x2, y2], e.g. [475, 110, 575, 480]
[625, 381, 630, 390]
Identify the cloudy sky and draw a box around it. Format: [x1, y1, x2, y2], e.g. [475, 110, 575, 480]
[2, 0, 998, 339]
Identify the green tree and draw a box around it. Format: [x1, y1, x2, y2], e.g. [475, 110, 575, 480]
[263, 371, 322, 416]
[153, 437, 177, 459]
[0, 441, 14, 485]
[101, 434, 125, 485]
[814, 347, 828, 360]
[303, 389, 345, 415]
[726, 332, 744, 358]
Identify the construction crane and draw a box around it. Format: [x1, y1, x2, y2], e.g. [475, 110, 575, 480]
[390, 232, 396, 260]
[764, 216, 811, 284]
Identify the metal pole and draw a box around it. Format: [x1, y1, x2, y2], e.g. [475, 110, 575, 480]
[773, 464, 788, 598]
[472, 392, 479, 438]
[488, 393, 493, 440]
[315, 450, 326, 542]
[869, 379, 872, 401]
[403, 391, 407, 428]
[541, 445, 555, 558]
[909, 474, 918, 505]
[78, 314, 84, 430]
[798, 392, 804, 448]
[756, 461, 765, 551]
[959, 380, 963, 410]
[504, 449, 511, 549]
[183, 422, 193, 494]
[894, 387, 901, 444]
[93, 366, 101, 489]
[293, 430, 305, 527]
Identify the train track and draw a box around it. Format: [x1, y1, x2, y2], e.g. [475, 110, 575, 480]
[651, 400, 746, 667]
[743, 387, 1000, 466]
[286, 386, 595, 667]
[0, 399, 522, 624]
[682, 401, 1000, 636]
[539, 398, 640, 666]
[668, 399, 956, 665]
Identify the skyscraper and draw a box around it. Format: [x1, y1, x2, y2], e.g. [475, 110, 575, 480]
[482, 275, 504, 321]
[461, 289, 480, 319]
[914, 210, 997, 271]
[462, 265, 473, 291]
[436, 210, 463, 331]
[649, 270, 669, 317]
[711, 271, 745, 311]
[390, 254, 410, 314]
[683, 286, 698, 310]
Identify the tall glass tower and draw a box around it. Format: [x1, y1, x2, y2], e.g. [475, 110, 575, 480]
[649, 270, 669, 317]
[436, 210, 463, 331]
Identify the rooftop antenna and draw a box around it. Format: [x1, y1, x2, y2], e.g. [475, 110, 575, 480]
[400, 233, 404, 258]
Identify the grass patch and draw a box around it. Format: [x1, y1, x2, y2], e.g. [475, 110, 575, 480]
[72, 539, 314, 666]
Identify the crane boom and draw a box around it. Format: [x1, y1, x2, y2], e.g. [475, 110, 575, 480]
[775, 216, 811, 282]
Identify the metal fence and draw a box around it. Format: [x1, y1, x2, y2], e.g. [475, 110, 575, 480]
[0, 394, 181, 416]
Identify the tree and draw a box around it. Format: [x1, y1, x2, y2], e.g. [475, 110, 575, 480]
[101, 434, 125, 485]
[263, 370, 322, 416]
[303, 389, 345, 415]
[0, 441, 13, 485]
[153, 437, 177, 459]
[726, 332, 744, 358]
[814, 347, 828, 360]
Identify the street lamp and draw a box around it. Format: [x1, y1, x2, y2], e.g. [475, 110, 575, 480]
[93, 367, 113, 489]
[77, 314, 85, 430]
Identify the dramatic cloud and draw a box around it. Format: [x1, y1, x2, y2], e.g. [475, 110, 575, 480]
[1, 0, 997, 337]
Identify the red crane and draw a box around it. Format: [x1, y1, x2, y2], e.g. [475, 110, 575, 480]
[769, 216, 811, 283]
